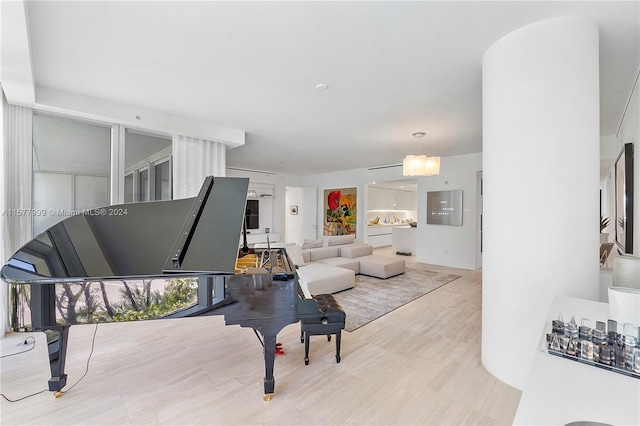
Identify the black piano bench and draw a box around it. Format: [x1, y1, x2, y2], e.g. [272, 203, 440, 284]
[300, 293, 346, 365]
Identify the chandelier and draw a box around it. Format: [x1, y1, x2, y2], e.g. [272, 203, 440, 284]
[402, 132, 440, 176]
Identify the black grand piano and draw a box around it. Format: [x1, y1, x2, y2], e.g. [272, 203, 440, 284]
[1, 176, 319, 401]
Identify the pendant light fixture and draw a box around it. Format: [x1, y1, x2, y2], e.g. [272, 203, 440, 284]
[403, 132, 440, 176]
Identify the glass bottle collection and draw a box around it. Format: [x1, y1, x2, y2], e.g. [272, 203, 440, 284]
[546, 314, 640, 379]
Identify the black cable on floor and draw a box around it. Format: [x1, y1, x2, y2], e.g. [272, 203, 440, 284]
[1, 337, 47, 402]
[0, 336, 36, 358]
[61, 322, 99, 394]
[1, 389, 48, 402]
[0, 323, 99, 402]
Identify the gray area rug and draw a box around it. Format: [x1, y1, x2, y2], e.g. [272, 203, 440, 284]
[333, 267, 461, 332]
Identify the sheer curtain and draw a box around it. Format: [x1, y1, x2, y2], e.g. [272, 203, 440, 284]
[172, 135, 226, 199]
[1, 93, 33, 336]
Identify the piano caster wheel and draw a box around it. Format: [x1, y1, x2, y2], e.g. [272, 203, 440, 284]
[336, 355, 341, 363]
[304, 358, 309, 365]
[263, 394, 272, 401]
[54, 391, 63, 398]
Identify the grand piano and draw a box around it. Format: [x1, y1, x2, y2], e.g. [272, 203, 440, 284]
[1, 176, 319, 401]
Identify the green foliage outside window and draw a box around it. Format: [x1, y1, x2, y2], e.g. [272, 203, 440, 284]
[111, 278, 198, 322]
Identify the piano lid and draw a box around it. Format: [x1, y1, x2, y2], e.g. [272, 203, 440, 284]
[1, 177, 249, 284]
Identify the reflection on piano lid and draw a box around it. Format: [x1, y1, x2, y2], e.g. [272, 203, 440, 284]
[1, 176, 250, 284]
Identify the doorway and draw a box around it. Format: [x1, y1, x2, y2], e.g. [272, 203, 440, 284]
[285, 186, 317, 245]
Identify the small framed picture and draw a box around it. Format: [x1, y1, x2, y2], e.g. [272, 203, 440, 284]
[290, 205, 298, 215]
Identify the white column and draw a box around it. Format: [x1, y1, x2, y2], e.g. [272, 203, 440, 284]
[172, 135, 226, 199]
[482, 17, 600, 390]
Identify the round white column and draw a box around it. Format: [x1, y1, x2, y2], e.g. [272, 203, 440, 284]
[482, 17, 600, 390]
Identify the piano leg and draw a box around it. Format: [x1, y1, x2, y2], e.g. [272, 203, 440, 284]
[30, 282, 70, 395]
[262, 333, 277, 401]
[45, 325, 70, 394]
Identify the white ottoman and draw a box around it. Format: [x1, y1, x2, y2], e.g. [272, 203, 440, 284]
[315, 257, 360, 274]
[297, 263, 355, 295]
[358, 255, 405, 279]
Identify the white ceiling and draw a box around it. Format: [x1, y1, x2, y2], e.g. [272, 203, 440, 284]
[4, 1, 639, 176]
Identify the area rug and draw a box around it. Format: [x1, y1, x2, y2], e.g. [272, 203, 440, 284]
[333, 267, 461, 332]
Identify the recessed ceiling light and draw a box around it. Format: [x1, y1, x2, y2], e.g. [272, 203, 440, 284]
[316, 83, 329, 90]
[412, 131, 426, 138]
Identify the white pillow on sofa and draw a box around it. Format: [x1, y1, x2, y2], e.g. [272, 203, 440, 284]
[287, 244, 306, 266]
[302, 238, 323, 249]
[327, 234, 356, 246]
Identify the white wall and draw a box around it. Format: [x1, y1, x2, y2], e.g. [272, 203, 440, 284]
[416, 153, 482, 270]
[286, 186, 319, 244]
[285, 186, 306, 245]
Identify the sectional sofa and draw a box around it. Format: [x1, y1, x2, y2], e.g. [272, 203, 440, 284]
[287, 235, 405, 295]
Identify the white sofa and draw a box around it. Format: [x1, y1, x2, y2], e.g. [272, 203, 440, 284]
[287, 235, 368, 295]
[287, 235, 405, 295]
[301, 236, 374, 272]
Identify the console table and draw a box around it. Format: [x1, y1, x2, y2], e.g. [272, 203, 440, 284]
[513, 295, 640, 425]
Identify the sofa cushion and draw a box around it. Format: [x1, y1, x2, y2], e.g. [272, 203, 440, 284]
[302, 238, 324, 249]
[308, 246, 340, 262]
[315, 257, 360, 274]
[297, 263, 355, 295]
[286, 244, 306, 266]
[358, 255, 405, 279]
[326, 234, 356, 246]
[339, 243, 374, 259]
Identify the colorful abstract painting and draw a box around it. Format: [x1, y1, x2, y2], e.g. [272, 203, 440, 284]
[324, 187, 357, 235]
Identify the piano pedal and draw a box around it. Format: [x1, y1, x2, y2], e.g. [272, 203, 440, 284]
[275, 342, 284, 355]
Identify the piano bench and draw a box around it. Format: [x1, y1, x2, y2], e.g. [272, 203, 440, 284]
[300, 293, 346, 365]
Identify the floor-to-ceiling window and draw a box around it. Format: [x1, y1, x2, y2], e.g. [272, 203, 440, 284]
[32, 114, 111, 234]
[123, 130, 172, 203]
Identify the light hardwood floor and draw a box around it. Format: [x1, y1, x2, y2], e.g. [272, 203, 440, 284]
[1, 249, 521, 425]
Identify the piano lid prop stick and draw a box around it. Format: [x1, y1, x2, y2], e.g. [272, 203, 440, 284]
[169, 176, 214, 268]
